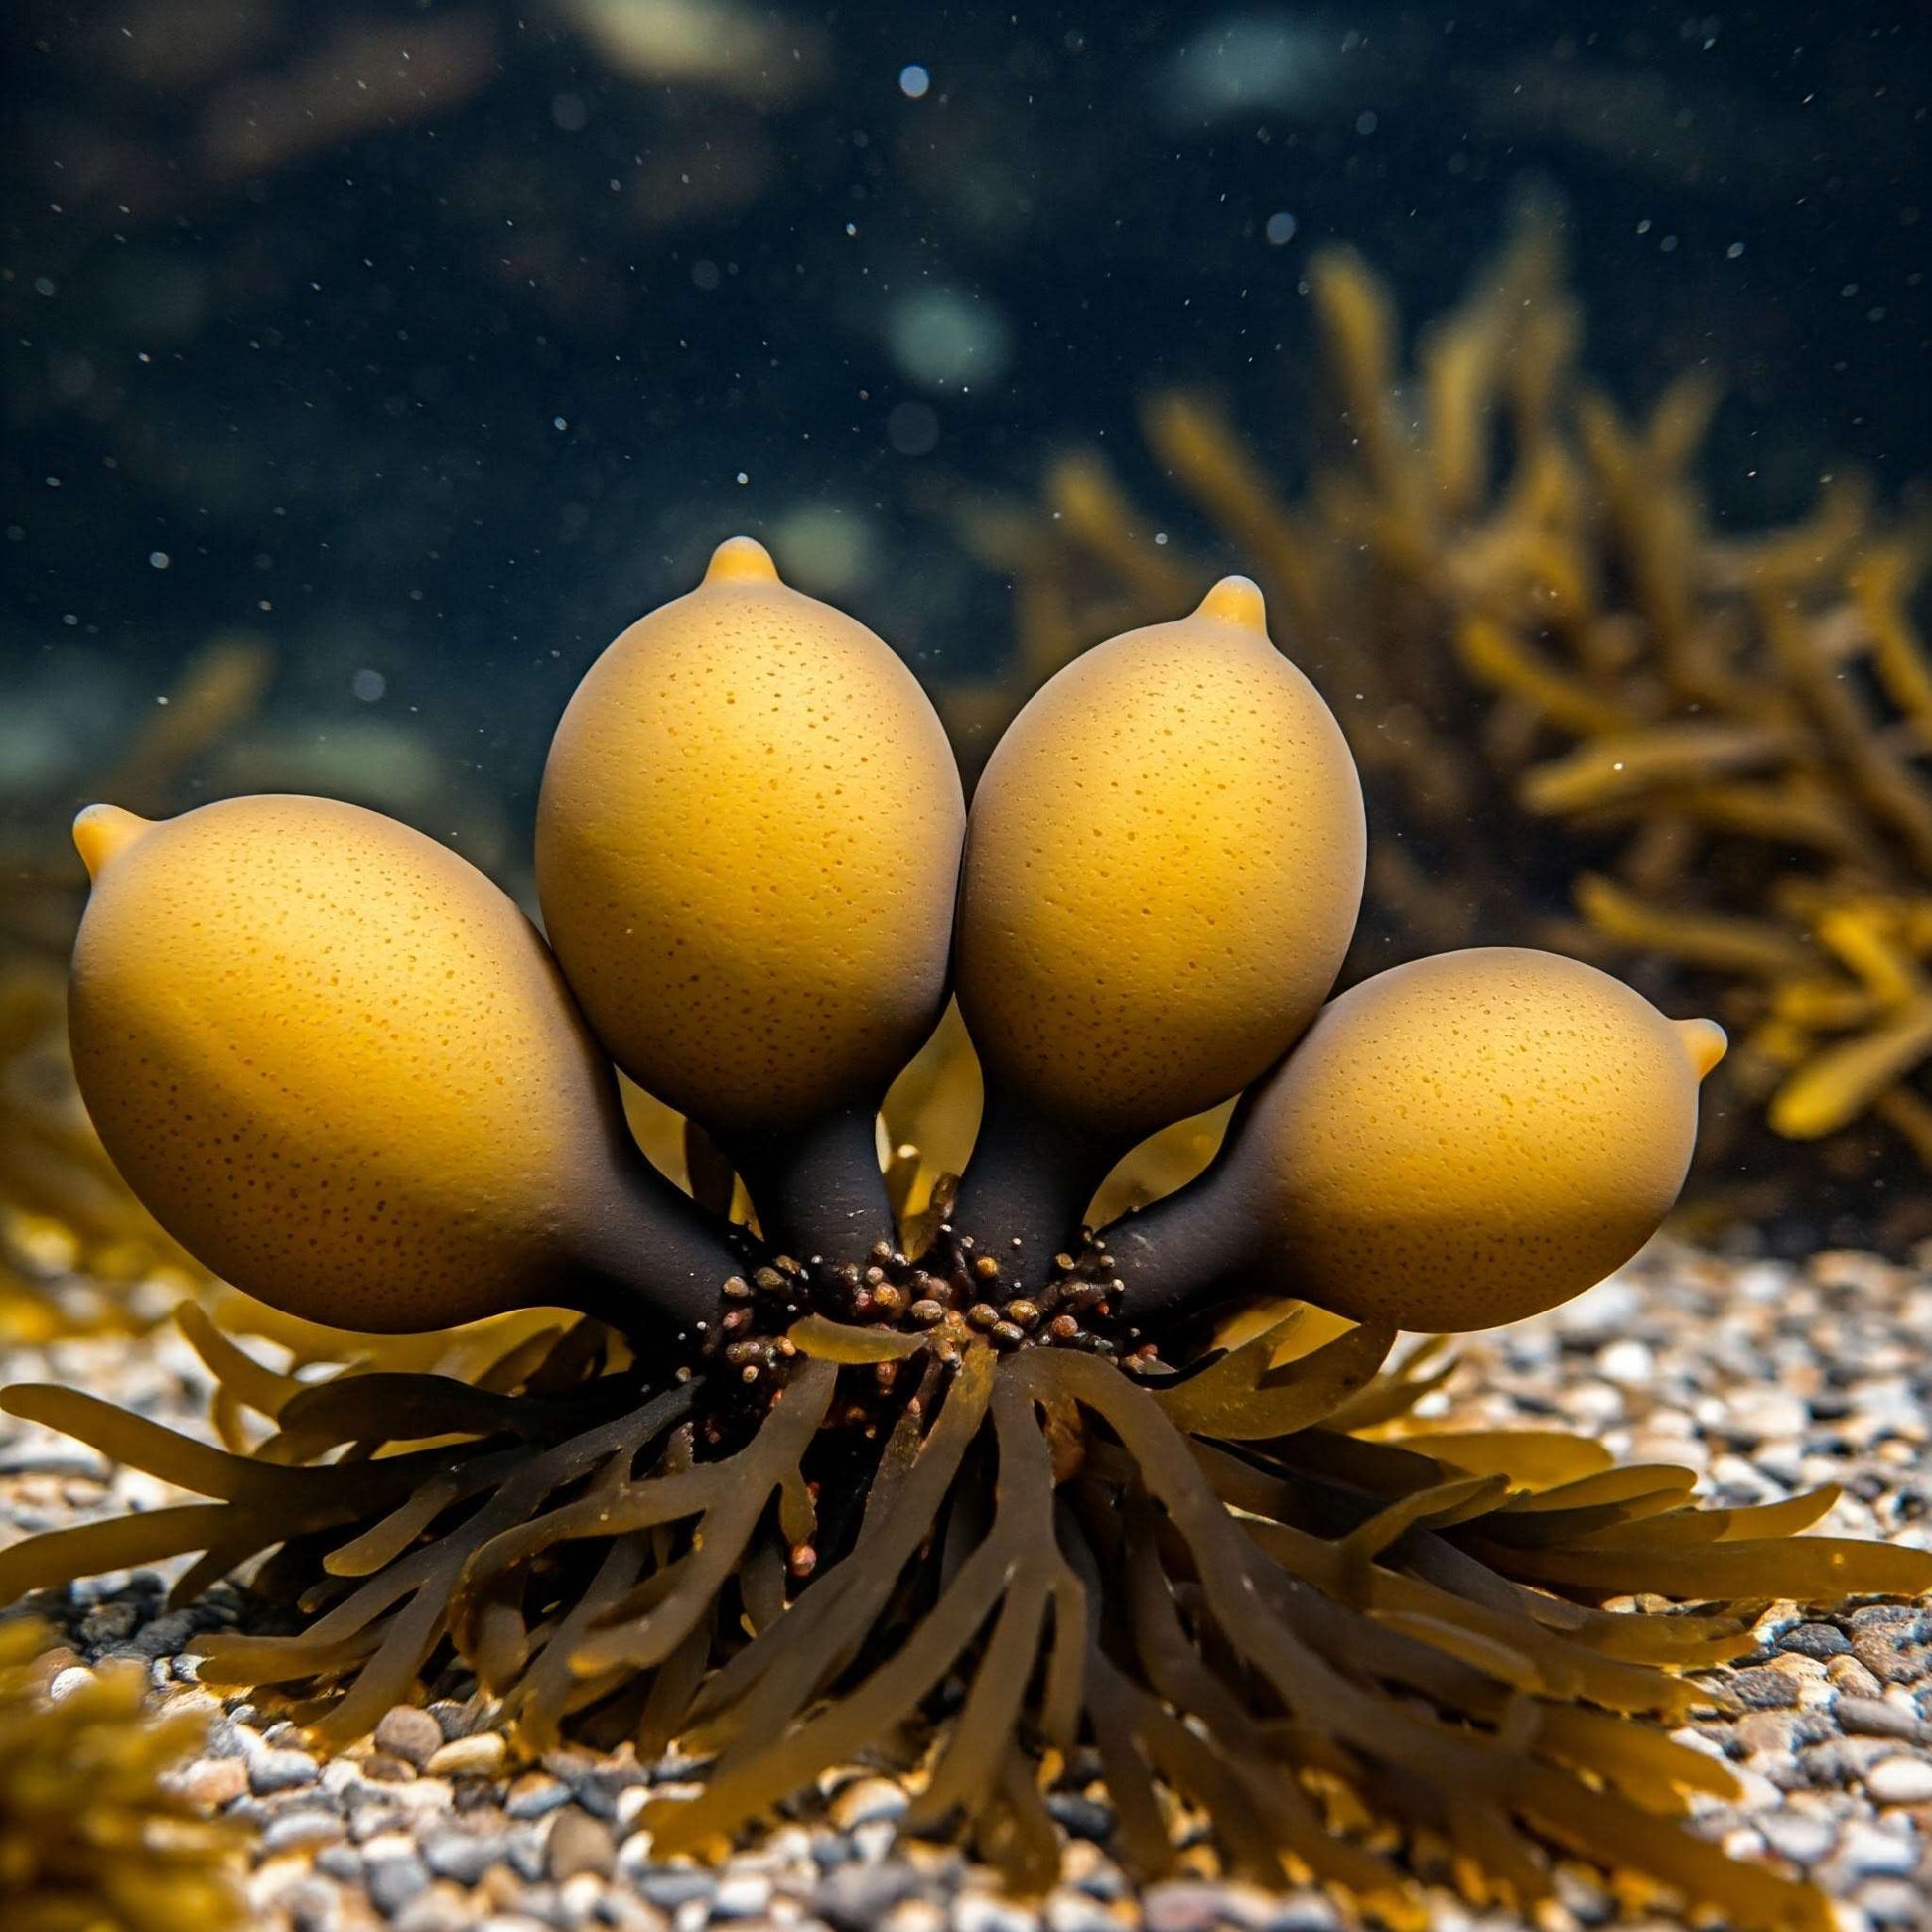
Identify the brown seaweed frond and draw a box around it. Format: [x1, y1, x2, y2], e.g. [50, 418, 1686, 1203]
[967, 201, 1932, 1209]
[7, 1298, 1924, 1926]
[0, 1616, 245, 1931]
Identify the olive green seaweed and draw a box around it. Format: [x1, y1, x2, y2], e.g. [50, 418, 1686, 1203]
[0, 1616, 244, 1931]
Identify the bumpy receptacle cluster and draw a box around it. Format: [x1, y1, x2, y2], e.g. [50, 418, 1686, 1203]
[64, 536, 1724, 1354]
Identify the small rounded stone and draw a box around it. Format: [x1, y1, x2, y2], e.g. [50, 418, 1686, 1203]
[424, 1732, 508, 1779]
[546, 1809, 616, 1881]
[374, 1705, 445, 1770]
[828, 1775, 909, 1830]
[248, 1746, 320, 1794]
[171, 1755, 250, 1810]
[1865, 1756, 1932, 1804]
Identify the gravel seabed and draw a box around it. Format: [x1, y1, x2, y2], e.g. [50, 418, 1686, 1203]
[2, 1240, 1929, 1932]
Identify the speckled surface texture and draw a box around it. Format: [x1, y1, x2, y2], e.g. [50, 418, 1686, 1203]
[3, 1239, 1928, 1932]
[955, 583, 1366, 1141]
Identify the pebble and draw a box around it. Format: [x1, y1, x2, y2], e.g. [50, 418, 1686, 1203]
[428, 1701, 474, 1740]
[79, 1600, 138, 1644]
[851, 1818, 898, 1863]
[1804, 1737, 1899, 1786]
[422, 1831, 504, 1887]
[1865, 1756, 1932, 1805]
[1142, 1880, 1294, 1932]
[1857, 1877, 1931, 1925]
[364, 1836, 433, 1916]
[1725, 1390, 1811, 1443]
[250, 1746, 322, 1795]
[1595, 1338, 1654, 1384]
[8, 1238, 1932, 1932]
[601, 1900, 671, 1932]
[502, 1826, 548, 1884]
[262, 1810, 347, 1853]
[1780, 1622, 1853, 1661]
[568, 1760, 646, 1820]
[504, 1771, 570, 1820]
[1837, 1697, 1927, 1741]
[173, 1754, 251, 1809]
[881, 1902, 947, 1932]
[1854, 1632, 1925, 1685]
[1830, 1655, 1888, 1699]
[276, 1873, 342, 1932]
[1732, 1709, 1801, 1758]
[1043, 1894, 1118, 1932]
[1261, 1903, 1343, 1931]
[545, 1810, 615, 1882]
[384, 1776, 455, 1818]
[1851, 1605, 1926, 1638]
[425, 1732, 508, 1779]
[637, 1869, 716, 1911]
[829, 1776, 910, 1830]
[375, 1705, 447, 1770]
[392, 1884, 477, 1932]
[1756, 1809, 1838, 1865]
[1832, 1822, 1920, 1880]
[954, 1894, 1039, 1932]
[1728, 1665, 1803, 1711]
[1061, 1844, 1128, 1901]
[1550, 1272, 1645, 1342]
[711, 1873, 773, 1918]
[1045, 1793, 1113, 1840]
[815, 1863, 922, 1930]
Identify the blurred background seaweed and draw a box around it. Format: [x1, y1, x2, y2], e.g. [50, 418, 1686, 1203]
[2, 1, 1928, 1320]
[0, 1615, 244, 1929]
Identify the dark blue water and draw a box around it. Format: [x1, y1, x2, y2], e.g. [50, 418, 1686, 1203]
[2, 1, 1926, 834]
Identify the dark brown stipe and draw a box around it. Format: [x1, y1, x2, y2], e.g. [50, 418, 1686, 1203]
[558, 1153, 752, 1346]
[712, 1101, 898, 1262]
[947, 1079, 1128, 1291]
[1101, 1149, 1267, 1335]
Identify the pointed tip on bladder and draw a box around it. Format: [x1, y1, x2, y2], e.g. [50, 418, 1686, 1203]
[704, 535, 781, 587]
[1195, 574, 1268, 631]
[72, 803, 153, 881]
[1675, 1016, 1727, 1081]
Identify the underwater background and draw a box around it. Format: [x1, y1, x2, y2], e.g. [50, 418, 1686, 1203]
[6, 17, 1932, 1930]
[2, 0, 1929, 1244]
